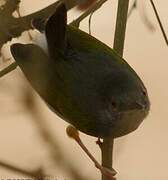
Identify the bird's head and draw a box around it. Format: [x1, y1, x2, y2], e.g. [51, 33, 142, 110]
[99, 69, 150, 137]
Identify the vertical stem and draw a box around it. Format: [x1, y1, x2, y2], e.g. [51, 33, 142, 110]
[101, 138, 114, 180]
[113, 0, 130, 56]
[101, 0, 129, 180]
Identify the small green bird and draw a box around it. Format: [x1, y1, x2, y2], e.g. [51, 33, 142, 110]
[10, 3, 150, 138]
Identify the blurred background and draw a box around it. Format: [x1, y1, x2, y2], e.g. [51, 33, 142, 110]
[0, 0, 168, 179]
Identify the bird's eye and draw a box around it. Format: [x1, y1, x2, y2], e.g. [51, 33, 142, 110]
[142, 90, 147, 96]
[111, 101, 117, 110]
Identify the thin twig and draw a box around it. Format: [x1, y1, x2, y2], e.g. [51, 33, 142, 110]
[70, 0, 108, 27]
[66, 126, 117, 180]
[0, 62, 17, 78]
[149, 0, 168, 46]
[88, 12, 94, 34]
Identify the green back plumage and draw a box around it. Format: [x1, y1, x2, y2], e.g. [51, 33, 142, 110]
[10, 3, 150, 138]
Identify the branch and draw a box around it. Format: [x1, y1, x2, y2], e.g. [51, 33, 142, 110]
[70, 0, 108, 27]
[0, 0, 84, 78]
[0, 0, 80, 50]
[0, 0, 59, 51]
[0, 160, 45, 178]
[2, 0, 20, 14]
[101, 138, 114, 180]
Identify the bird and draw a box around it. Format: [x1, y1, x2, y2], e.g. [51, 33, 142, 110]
[10, 3, 150, 138]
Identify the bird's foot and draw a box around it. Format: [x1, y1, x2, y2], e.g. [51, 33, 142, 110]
[96, 137, 103, 148]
